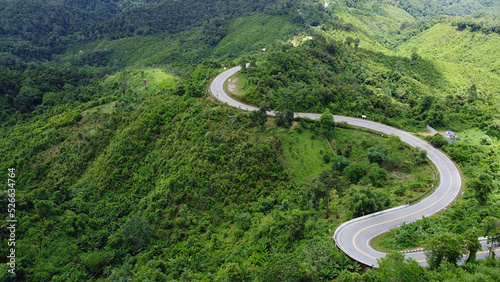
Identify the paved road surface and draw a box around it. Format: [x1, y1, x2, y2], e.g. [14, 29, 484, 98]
[211, 65, 500, 267]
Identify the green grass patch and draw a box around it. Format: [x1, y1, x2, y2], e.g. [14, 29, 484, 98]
[282, 126, 435, 207]
[329, 3, 415, 47]
[213, 14, 299, 58]
[102, 68, 178, 99]
[370, 232, 400, 253]
[281, 129, 333, 183]
[82, 101, 118, 117]
[454, 128, 493, 146]
[395, 22, 500, 96]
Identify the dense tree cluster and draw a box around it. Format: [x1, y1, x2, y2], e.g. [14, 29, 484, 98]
[453, 11, 500, 35]
[0, 63, 112, 123]
[0, 66, 299, 280]
[241, 32, 500, 133]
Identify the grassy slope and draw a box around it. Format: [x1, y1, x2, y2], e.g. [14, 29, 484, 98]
[330, 3, 415, 49]
[396, 23, 500, 71]
[322, 5, 500, 99]
[212, 14, 299, 58]
[395, 22, 500, 95]
[100, 69, 179, 97]
[281, 128, 434, 206]
[281, 130, 332, 183]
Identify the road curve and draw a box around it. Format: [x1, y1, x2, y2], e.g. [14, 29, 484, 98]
[211, 66, 496, 267]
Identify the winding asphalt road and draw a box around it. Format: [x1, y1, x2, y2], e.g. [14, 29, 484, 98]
[211, 66, 500, 267]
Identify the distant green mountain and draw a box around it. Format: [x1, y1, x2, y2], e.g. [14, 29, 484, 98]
[0, 0, 316, 66]
[396, 21, 500, 82]
[61, 13, 300, 71]
[386, 0, 500, 17]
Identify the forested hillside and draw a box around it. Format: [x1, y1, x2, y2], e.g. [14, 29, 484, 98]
[0, 0, 316, 123]
[0, 65, 299, 280]
[1, 0, 500, 281]
[228, 0, 500, 279]
[0, 0, 316, 65]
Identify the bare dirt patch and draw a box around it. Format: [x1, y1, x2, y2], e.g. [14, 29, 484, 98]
[278, 148, 287, 168]
[228, 78, 238, 94]
[43, 147, 61, 162]
[391, 171, 411, 180]
[207, 93, 214, 102]
[418, 131, 435, 137]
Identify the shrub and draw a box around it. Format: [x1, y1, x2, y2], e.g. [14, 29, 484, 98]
[331, 156, 351, 173]
[429, 134, 448, 148]
[367, 146, 389, 164]
[343, 163, 367, 184]
[367, 163, 388, 186]
[323, 154, 331, 163]
[234, 213, 252, 231]
[394, 187, 408, 196]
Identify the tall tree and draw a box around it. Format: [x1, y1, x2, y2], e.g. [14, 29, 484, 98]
[302, 169, 348, 218]
[275, 109, 294, 128]
[464, 230, 482, 263]
[375, 252, 430, 281]
[250, 101, 270, 127]
[302, 177, 326, 210]
[424, 233, 466, 269]
[347, 187, 390, 217]
[469, 173, 494, 205]
[482, 216, 500, 258]
[319, 109, 334, 138]
[318, 169, 346, 218]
